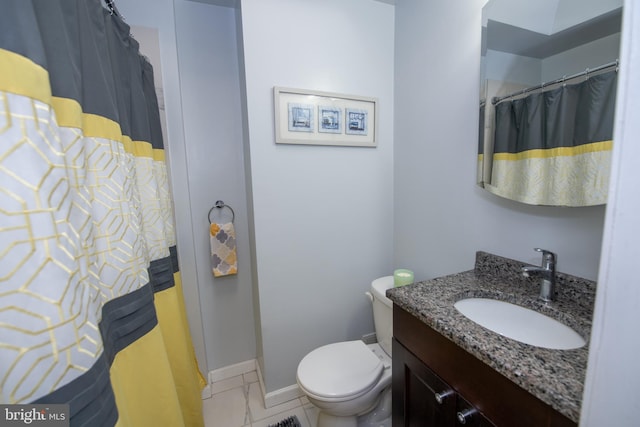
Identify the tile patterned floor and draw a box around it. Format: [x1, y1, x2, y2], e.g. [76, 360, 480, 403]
[203, 370, 319, 427]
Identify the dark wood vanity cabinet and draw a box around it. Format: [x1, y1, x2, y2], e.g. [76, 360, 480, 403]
[393, 337, 455, 426]
[392, 305, 576, 427]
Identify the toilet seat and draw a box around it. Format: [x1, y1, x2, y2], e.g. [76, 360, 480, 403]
[297, 340, 383, 402]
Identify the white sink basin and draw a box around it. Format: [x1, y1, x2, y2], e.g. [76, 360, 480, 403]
[454, 298, 585, 350]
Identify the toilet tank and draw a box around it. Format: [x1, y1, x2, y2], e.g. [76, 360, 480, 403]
[370, 276, 394, 356]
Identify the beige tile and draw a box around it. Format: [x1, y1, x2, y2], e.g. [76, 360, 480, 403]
[203, 386, 249, 427]
[211, 375, 245, 395]
[299, 396, 310, 405]
[247, 382, 301, 423]
[301, 399, 319, 427]
[251, 407, 311, 427]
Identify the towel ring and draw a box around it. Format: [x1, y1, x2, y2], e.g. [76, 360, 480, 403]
[208, 200, 235, 224]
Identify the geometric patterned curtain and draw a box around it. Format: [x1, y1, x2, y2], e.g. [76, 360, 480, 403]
[0, 1, 204, 425]
[485, 70, 617, 207]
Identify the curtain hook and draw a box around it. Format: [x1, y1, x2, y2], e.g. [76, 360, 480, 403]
[585, 67, 590, 80]
[562, 75, 567, 87]
[105, 0, 125, 20]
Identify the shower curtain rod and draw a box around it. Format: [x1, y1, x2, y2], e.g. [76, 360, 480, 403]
[491, 59, 619, 105]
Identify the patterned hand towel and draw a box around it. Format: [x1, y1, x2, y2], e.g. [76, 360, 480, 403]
[210, 222, 238, 277]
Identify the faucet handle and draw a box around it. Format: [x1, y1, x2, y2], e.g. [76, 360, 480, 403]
[534, 247, 556, 258]
[534, 248, 556, 268]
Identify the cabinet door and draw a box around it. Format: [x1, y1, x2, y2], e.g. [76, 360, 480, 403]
[393, 338, 456, 427]
[455, 396, 496, 427]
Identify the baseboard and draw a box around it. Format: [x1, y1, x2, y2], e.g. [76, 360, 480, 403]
[255, 360, 304, 408]
[205, 358, 303, 407]
[201, 384, 212, 400]
[264, 384, 304, 408]
[208, 359, 257, 384]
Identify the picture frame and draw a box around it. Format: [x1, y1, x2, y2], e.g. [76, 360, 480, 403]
[345, 108, 368, 135]
[318, 106, 341, 134]
[288, 103, 314, 133]
[274, 87, 378, 147]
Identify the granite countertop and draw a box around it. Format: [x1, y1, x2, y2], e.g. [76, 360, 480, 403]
[386, 251, 596, 423]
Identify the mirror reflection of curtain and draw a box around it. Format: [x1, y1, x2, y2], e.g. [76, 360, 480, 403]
[0, 1, 204, 426]
[486, 70, 617, 206]
[478, 102, 486, 185]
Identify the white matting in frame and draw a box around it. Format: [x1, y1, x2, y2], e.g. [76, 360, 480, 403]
[274, 87, 378, 147]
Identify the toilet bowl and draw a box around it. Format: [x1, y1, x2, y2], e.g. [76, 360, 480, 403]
[296, 276, 394, 427]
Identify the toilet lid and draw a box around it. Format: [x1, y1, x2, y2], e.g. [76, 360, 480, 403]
[297, 341, 383, 400]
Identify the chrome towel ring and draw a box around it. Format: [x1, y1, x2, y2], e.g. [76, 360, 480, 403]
[208, 200, 235, 224]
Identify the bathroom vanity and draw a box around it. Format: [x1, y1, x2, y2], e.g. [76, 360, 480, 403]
[387, 252, 596, 427]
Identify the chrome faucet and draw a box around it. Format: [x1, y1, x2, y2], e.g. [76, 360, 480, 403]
[521, 248, 557, 302]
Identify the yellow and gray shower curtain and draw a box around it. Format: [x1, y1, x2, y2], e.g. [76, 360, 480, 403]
[485, 71, 617, 206]
[1, 1, 204, 426]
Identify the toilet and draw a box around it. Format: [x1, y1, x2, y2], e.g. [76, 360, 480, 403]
[297, 276, 394, 427]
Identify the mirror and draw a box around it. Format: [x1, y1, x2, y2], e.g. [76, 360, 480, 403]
[479, 0, 623, 206]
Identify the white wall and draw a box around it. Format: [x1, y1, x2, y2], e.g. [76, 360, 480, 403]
[394, 0, 606, 283]
[239, 0, 395, 392]
[173, 0, 256, 370]
[541, 33, 621, 80]
[119, 0, 256, 373]
[485, 50, 541, 85]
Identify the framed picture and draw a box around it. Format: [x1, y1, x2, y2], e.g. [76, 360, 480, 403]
[288, 103, 314, 132]
[318, 106, 341, 134]
[345, 108, 368, 135]
[274, 87, 378, 147]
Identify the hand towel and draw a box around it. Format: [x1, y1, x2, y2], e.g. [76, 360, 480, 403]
[210, 222, 238, 277]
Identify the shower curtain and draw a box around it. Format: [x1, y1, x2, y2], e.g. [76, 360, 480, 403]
[0, 1, 205, 426]
[486, 70, 617, 206]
